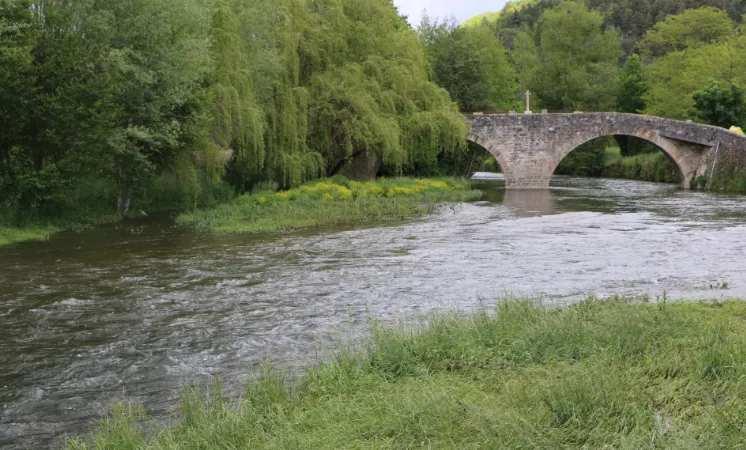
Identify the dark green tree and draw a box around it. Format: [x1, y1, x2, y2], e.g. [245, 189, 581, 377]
[615, 54, 654, 155]
[692, 79, 746, 128]
[617, 55, 647, 113]
[419, 17, 518, 113]
[518, 1, 621, 112]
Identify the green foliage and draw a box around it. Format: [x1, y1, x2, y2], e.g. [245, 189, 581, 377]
[176, 178, 481, 233]
[692, 79, 746, 128]
[304, 2, 466, 179]
[635, 9, 746, 119]
[419, 17, 519, 113]
[555, 139, 608, 177]
[437, 142, 497, 177]
[0, 0, 468, 231]
[644, 35, 746, 119]
[0, 0, 215, 219]
[617, 54, 647, 114]
[68, 299, 746, 448]
[518, 1, 621, 111]
[614, 135, 660, 157]
[603, 146, 681, 182]
[470, 0, 746, 54]
[638, 7, 735, 58]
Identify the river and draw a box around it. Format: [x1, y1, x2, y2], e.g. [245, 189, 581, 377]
[2, 176, 746, 448]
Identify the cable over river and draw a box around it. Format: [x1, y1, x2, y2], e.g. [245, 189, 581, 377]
[2, 176, 746, 448]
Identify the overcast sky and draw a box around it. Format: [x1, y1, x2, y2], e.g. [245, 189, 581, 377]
[393, 0, 511, 27]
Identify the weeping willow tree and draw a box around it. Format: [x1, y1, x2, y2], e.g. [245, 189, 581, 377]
[260, 0, 324, 188]
[209, 0, 266, 191]
[208, 0, 466, 190]
[208, 0, 323, 191]
[304, 0, 467, 177]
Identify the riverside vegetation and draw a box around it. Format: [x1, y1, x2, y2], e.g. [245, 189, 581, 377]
[66, 297, 746, 448]
[6, 0, 746, 248]
[176, 177, 481, 233]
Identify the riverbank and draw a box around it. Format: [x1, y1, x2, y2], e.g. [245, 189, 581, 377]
[0, 178, 479, 247]
[0, 225, 56, 247]
[176, 177, 481, 233]
[602, 147, 680, 183]
[65, 297, 746, 448]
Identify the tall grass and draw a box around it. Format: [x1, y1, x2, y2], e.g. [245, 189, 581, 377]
[67, 297, 746, 449]
[603, 146, 681, 183]
[0, 224, 57, 246]
[0, 174, 234, 247]
[176, 177, 482, 233]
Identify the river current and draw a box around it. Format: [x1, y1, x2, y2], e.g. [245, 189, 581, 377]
[2, 176, 746, 448]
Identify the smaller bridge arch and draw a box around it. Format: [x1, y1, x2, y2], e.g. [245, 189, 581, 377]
[466, 113, 745, 189]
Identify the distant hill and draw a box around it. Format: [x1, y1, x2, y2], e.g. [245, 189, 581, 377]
[463, 0, 746, 53]
[461, 11, 501, 27]
[462, 0, 535, 27]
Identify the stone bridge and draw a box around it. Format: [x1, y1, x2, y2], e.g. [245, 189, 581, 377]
[466, 112, 746, 189]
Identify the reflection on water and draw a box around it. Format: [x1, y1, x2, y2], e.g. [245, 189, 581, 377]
[2, 176, 746, 448]
[502, 189, 556, 217]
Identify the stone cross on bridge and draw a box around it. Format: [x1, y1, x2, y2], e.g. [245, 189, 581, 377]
[466, 112, 746, 189]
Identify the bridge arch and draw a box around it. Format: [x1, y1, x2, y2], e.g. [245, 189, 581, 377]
[465, 113, 727, 189]
[549, 132, 685, 184]
[466, 132, 510, 174]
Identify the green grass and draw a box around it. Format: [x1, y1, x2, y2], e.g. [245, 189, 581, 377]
[66, 297, 746, 449]
[602, 146, 680, 183]
[0, 225, 58, 246]
[176, 177, 482, 233]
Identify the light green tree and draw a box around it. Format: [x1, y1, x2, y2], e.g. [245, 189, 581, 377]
[305, 0, 466, 177]
[615, 54, 655, 156]
[692, 79, 746, 128]
[638, 7, 735, 58]
[419, 17, 519, 113]
[617, 54, 647, 114]
[644, 36, 746, 119]
[523, 1, 621, 111]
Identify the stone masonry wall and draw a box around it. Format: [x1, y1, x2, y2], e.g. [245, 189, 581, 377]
[467, 113, 746, 190]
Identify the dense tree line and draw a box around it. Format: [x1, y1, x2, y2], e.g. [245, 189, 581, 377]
[454, 1, 746, 169]
[3, 0, 745, 223]
[0, 0, 464, 220]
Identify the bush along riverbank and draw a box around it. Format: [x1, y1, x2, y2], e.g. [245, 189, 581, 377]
[66, 297, 746, 448]
[0, 174, 234, 248]
[0, 177, 478, 247]
[602, 147, 681, 184]
[176, 177, 482, 233]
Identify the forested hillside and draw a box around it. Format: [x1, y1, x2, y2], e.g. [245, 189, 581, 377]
[0, 0, 464, 223]
[470, 0, 745, 53]
[451, 0, 746, 176]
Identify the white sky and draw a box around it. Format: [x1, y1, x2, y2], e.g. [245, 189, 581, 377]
[393, 0, 511, 27]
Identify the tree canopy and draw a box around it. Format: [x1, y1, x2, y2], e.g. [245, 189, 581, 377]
[515, 1, 621, 111]
[0, 0, 467, 219]
[418, 16, 518, 113]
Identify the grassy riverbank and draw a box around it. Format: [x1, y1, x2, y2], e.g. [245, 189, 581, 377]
[67, 297, 746, 448]
[602, 147, 680, 183]
[0, 177, 478, 247]
[176, 177, 481, 233]
[0, 213, 121, 247]
[0, 224, 56, 247]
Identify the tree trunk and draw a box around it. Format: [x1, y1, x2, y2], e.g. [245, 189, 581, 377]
[116, 175, 123, 214]
[115, 155, 124, 214]
[123, 183, 134, 217]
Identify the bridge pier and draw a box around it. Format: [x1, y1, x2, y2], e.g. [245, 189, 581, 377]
[466, 113, 726, 190]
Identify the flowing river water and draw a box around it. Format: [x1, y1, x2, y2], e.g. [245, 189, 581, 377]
[2, 176, 746, 448]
